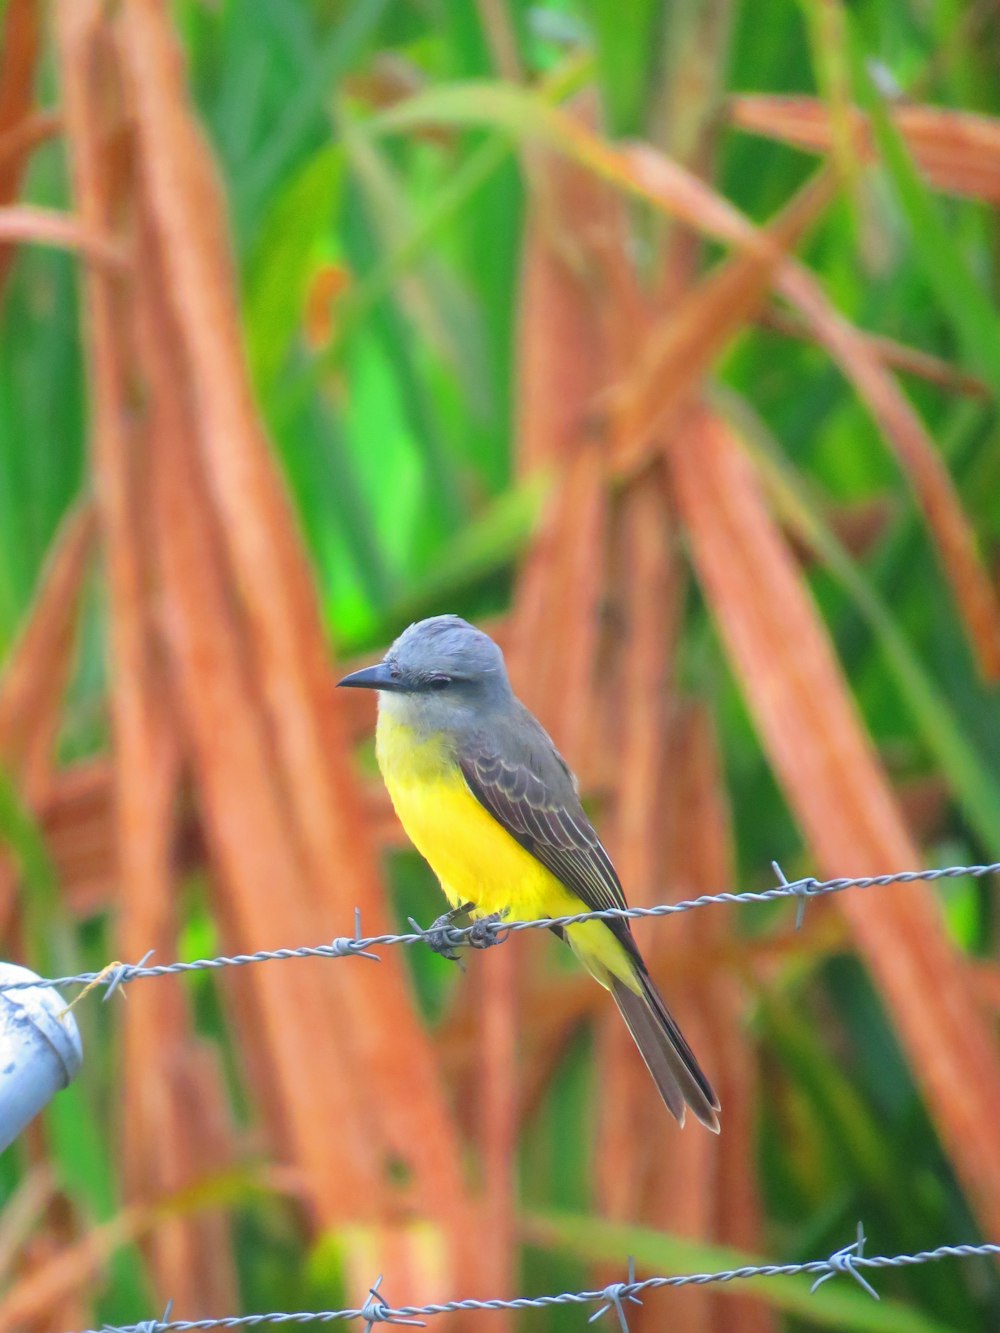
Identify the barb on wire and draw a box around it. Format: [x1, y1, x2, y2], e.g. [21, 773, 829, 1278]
[4, 859, 999, 1001]
[330, 908, 381, 963]
[58, 950, 155, 1019]
[811, 1223, 879, 1301]
[108, 1299, 172, 1333]
[103, 950, 156, 1001]
[589, 1257, 642, 1330]
[771, 860, 809, 931]
[362, 1275, 425, 1329]
[74, 1234, 1000, 1331]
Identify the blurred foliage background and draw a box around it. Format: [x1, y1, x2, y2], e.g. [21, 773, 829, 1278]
[3, 0, 1000, 1329]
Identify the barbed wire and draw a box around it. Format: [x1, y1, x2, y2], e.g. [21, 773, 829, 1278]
[78, 1228, 1000, 1331]
[7, 863, 996, 1330]
[1, 858, 997, 1000]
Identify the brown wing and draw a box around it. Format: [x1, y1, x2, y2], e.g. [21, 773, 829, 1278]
[459, 742, 629, 919]
[462, 732, 721, 1129]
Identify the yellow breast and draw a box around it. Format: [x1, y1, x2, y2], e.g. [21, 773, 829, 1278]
[375, 711, 577, 919]
[374, 709, 635, 987]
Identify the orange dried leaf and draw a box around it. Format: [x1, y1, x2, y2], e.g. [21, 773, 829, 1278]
[757, 306, 989, 399]
[0, 0, 41, 293]
[777, 261, 1000, 680]
[136, 188, 387, 1219]
[611, 169, 835, 473]
[515, 116, 619, 477]
[653, 704, 772, 1333]
[0, 1165, 57, 1287]
[118, 14, 474, 1270]
[0, 107, 60, 173]
[56, 8, 238, 1311]
[971, 962, 1000, 1014]
[476, 946, 518, 1323]
[732, 95, 1000, 205]
[113, 24, 484, 1307]
[605, 477, 684, 902]
[142, 1043, 240, 1316]
[669, 406, 1000, 1241]
[618, 141, 1000, 679]
[0, 1203, 146, 1330]
[0, 204, 127, 267]
[0, 1172, 250, 1331]
[303, 263, 350, 349]
[506, 441, 609, 799]
[39, 759, 118, 913]
[595, 475, 681, 1225]
[0, 499, 94, 791]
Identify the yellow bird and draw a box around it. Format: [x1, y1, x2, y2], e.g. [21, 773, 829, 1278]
[338, 615, 719, 1131]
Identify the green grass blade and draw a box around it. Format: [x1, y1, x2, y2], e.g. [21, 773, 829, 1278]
[721, 393, 1000, 858]
[380, 474, 546, 633]
[331, 132, 513, 355]
[244, 144, 344, 393]
[235, 0, 390, 237]
[585, 0, 663, 135]
[849, 27, 1000, 395]
[338, 109, 493, 419]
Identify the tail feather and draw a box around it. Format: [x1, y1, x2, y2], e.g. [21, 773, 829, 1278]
[611, 970, 721, 1133]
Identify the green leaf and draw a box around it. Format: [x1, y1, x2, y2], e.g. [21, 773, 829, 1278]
[338, 110, 494, 419]
[234, 0, 390, 235]
[371, 79, 579, 146]
[585, 0, 663, 136]
[721, 392, 1000, 859]
[244, 145, 343, 393]
[383, 473, 547, 630]
[331, 132, 513, 370]
[849, 28, 1000, 396]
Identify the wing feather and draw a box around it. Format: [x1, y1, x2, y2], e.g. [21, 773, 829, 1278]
[459, 728, 720, 1130]
[459, 743, 628, 917]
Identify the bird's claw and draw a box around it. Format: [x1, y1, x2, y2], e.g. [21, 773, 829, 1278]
[421, 913, 467, 962]
[467, 911, 508, 950]
[413, 909, 509, 960]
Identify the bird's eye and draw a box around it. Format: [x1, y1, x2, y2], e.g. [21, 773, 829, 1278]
[428, 674, 452, 690]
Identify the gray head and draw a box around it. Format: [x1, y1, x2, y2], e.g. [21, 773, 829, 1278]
[336, 615, 513, 730]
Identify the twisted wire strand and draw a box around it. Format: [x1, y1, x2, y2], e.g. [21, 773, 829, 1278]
[77, 1239, 1000, 1330]
[11, 863, 996, 1329]
[3, 860, 998, 998]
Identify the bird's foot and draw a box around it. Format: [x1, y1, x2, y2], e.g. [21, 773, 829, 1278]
[410, 906, 509, 960]
[423, 914, 466, 961]
[467, 910, 509, 950]
[412, 906, 473, 962]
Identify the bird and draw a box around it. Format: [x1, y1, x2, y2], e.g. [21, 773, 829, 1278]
[337, 614, 720, 1131]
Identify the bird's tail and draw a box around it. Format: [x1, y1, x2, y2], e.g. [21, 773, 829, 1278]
[610, 965, 721, 1133]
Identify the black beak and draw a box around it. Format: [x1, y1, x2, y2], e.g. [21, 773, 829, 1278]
[336, 662, 404, 692]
